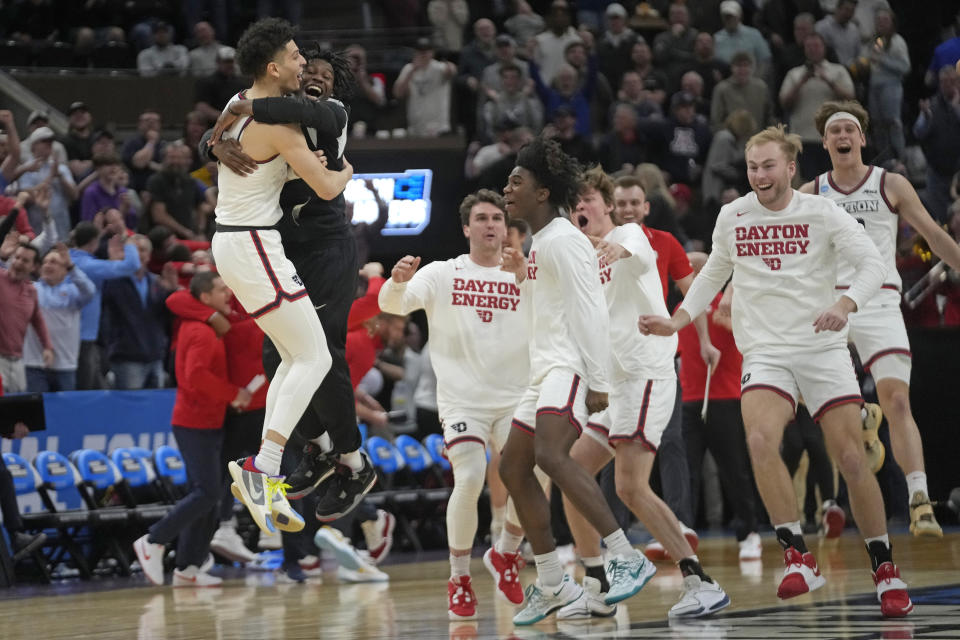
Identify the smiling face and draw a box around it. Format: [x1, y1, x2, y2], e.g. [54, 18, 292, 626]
[746, 141, 795, 210]
[574, 187, 614, 237]
[822, 117, 865, 167]
[271, 40, 305, 93]
[302, 58, 334, 100]
[40, 250, 68, 286]
[464, 201, 508, 254]
[613, 185, 649, 224]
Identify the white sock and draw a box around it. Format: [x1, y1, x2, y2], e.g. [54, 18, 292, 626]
[864, 533, 890, 548]
[490, 505, 506, 535]
[340, 450, 364, 472]
[603, 529, 635, 558]
[255, 440, 284, 476]
[534, 550, 564, 588]
[450, 553, 471, 578]
[905, 471, 928, 501]
[311, 432, 333, 454]
[496, 528, 523, 554]
[582, 555, 604, 568]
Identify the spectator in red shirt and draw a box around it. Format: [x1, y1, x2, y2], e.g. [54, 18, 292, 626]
[132, 272, 251, 587]
[0, 243, 53, 393]
[677, 252, 760, 559]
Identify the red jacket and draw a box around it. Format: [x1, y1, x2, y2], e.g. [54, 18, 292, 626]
[171, 320, 238, 429]
[644, 225, 693, 303]
[676, 293, 742, 403]
[166, 290, 267, 411]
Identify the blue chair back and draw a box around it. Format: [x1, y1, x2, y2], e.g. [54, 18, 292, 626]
[395, 434, 432, 473]
[128, 447, 153, 461]
[365, 436, 400, 474]
[72, 450, 121, 490]
[153, 446, 187, 485]
[2, 452, 38, 494]
[34, 451, 80, 490]
[357, 422, 368, 445]
[423, 434, 451, 471]
[112, 448, 153, 487]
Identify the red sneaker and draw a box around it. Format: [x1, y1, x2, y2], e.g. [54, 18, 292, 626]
[822, 501, 846, 539]
[777, 547, 826, 599]
[873, 562, 913, 618]
[644, 525, 697, 562]
[483, 547, 524, 604]
[448, 575, 478, 620]
[361, 509, 396, 564]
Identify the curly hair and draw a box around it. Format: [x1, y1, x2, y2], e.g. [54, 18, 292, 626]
[236, 18, 297, 80]
[813, 100, 870, 137]
[515, 137, 582, 212]
[301, 43, 356, 99]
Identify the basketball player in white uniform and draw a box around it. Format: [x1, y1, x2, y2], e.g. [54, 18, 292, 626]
[208, 19, 354, 535]
[640, 126, 913, 618]
[379, 190, 529, 620]
[802, 100, 960, 537]
[559, 166, 728, 620]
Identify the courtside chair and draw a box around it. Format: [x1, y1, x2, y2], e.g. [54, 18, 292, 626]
[153, 446, 189, 503]
[31, 451, 93, 579]
[69, 449, 133, 576]
[1, 453, 51, 582]
[111, 448, 171, 524]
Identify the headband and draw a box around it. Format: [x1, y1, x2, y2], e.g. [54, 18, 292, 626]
[824, 111, 863, 134]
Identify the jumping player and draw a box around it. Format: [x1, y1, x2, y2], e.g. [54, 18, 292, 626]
[498, 137, 651, 626]
[639, 125, 913, 618]
[379, 190, 528, 620]
[803, 100, 960, 537]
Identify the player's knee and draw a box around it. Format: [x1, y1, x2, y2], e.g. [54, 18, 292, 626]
[835, 441, 866, 478]
[533, 446, 564, 478]
[450, 446, 487, 501]
[882, 391, 911, 423]
[615, 479, 651, 508]
[745, 429, 776, 461]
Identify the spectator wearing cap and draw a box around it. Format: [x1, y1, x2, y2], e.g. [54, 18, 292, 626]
[100, 235, 176, 389]
[709, 51, 772, 133]
[683, 32, 729, 101]
[61, 101, 96, 181]
[713, 1, 772, 75]
[394, 39, 457, 137]
[467, 122, 532, 179]
[815, 0, 860, 67]
[504, 0, 545, 49]
[122, 110, 165, 192]
[480, 64, 542, 143]
[145, 142, 209, 239]
[534, 0, 583, 85]
[194, 46, 245, 123]
[597, 2, 638, 87]
[427, 0, 469, 52]
[0, 243, 52, 394]
[779, 32, 854, 179]
[644, 91, 713, 187]
[598, 102, 649, 174]
[137, 22, 189, 77]
[12, 127, 78, 241]
[68, 221, 140, 389]
[653, 3, 699, 90]
[481, 34, 531, 97]
[23, 244, 95, 392]
[80, 153, 137, 225]
[18, 111, 67, 166]
[188, 21, 221, 77]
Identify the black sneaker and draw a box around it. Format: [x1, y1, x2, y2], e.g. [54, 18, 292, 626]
[12, 531, 47, 562]
[286, 443, 338, 500]
[315, 451, 377, 522]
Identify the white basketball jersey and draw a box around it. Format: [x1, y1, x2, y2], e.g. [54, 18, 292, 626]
[214, 92, 289, 227]
[816, 166, 901, 295]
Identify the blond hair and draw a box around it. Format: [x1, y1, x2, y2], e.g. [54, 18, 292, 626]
[579, 165, 616, 207]
[813, 100, 869, 136]
[745, 124, 802, 163]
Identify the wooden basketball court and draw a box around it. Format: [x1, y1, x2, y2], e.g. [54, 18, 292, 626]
[0, 531, 957, 639]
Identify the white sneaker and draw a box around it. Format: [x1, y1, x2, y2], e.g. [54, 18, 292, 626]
[270, 491, 305, 533]
[557, 576, 617, 620]
[738, 532, 762, 561]
[315, 526, 367, 571]
[227, 459, 276, 535]
[360, 509, 396, 564]
[133, 534, 165, 586]
[513, 574, 584, 626]
[257, 528, 282, 550]
[604, 553, 657, 604]
[173, 565, 223, 587]
[211, 526, 258, 564]
[669, 575, 730, 618]
[337, 562, 389, 583]
[298, 554, 324, 577]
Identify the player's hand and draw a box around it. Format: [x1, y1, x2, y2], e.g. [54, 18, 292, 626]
[314, 149, 328, 167]
[12, 422, 29, 440]
[42, 348, 55, 367]
[594, 239, 629, 265]
[208, 311, 232, 337]
[585, 389, 608, 414]
[813, 300, 852, 333]
[213, 139, 257, 176]
[501, 247, 527, 281]
[232, 387, 252, 409]
[638, 314, 678, 336]
[391, 255, 420, 283]
[209, 105, 245, 145]
[341, 156, 354, 179]
[700, 341, 721, 372]
[360, 261, 384, 279]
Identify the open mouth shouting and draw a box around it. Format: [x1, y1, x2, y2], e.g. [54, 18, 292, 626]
[836, 142, 852, 154]
[304, 82, 324, 100]
[577, 215, 588, 228]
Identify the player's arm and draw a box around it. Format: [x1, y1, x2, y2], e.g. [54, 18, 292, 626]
[817, 200, 886, 331]
[551, 237, 611, 395]
[672, 243, 720, 369]
[224, 97, 347, 139]
[273, 124, 352, 200]
[378, 257, 439, 315]
[888, 171, 960, 272]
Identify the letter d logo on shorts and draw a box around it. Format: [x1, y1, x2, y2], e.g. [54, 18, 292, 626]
[741, 373, 751, 385]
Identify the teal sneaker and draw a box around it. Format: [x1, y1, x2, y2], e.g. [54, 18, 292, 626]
[604, 553, 657, 605]
[513, 574, 583, 626]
